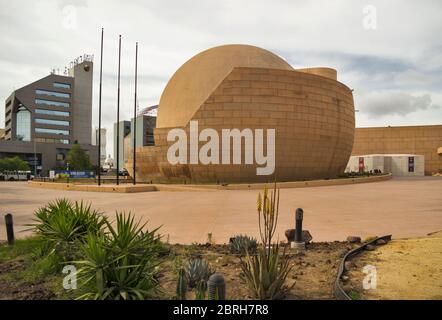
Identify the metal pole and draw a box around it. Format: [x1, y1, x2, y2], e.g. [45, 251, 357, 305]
[33, 139, 37, 177]
[295, 208, 303, 243]
[98, 27, 104, 186]
[5, 214, 14, 246]
[116, 35, 121, 186]
[133, 42, 138, 185]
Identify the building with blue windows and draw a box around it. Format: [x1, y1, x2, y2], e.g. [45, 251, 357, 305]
[0, 55, 97, 176]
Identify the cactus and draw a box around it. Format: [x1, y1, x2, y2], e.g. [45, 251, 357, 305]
[184, 258, 214, 288]
[208, 273, 226, 300]
[176, 267, 187, 300]
[229, 235, 258, 254]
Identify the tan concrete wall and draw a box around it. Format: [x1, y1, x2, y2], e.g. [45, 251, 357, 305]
[157, 45, 293, 129]
[352, 125, 442, 175]
[296, 67, 337, 80]
[128, 66, 355, 183]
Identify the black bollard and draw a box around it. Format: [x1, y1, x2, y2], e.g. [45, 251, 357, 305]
[208, 273, 226, 300]
[295, 208, 303, 243]
[5, 214, 14, 246]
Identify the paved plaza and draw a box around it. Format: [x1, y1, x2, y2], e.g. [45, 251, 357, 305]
[1, 177, 441, 244]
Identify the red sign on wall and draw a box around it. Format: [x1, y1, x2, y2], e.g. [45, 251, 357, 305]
[359, 157, 365, 173]
[408, 157, 415, 173]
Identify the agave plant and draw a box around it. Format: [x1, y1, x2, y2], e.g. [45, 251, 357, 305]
[29, 199, 106, 261]
[240, 183, 294, 300]
[184, 258, 214, 288]
[75, 212, 162, 300]
[229, 235, 258, 254]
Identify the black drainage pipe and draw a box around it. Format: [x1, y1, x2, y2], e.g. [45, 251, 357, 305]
[334, 234, 392, 300]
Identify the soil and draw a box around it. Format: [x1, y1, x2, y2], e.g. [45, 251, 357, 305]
[344, 231, 442, 300]
[0, 241, 356, 300]
[158, 241, 356, 300]
[0, 260, 54, 300]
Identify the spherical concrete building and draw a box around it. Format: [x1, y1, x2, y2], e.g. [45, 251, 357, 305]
[128, 44, 355, 183]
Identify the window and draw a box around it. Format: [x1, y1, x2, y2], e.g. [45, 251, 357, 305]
[16, 105, 31, 141]
[53, 82, 71, 89]
[35, 118, 70, 126]
[35, 99, 70, 108]
[35, 138, 70, 144]
[35, 128, 69, 135]
[36, 89, 70, 99]
[35, 109, 70, 117]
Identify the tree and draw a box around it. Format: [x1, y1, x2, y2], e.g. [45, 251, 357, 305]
[66, 143, 92, 171]
[0, 156, 30, 172]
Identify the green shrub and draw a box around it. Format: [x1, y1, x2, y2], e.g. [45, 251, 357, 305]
[229, 235, 258, 254]
[75, 212, 162, 300]
[0, 156, 30, 172]
[57, 173, 70, 180]
[29, 199, 106, 262]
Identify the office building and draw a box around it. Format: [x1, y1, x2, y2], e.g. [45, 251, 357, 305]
[0, 55, 97, 175]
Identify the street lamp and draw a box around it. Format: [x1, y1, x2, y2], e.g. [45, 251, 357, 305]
[33, 139, 37, 177]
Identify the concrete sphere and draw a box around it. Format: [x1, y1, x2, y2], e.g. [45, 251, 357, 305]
[132, 45, 355, 183]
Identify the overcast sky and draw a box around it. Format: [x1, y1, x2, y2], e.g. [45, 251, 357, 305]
[1, 0, 441, 156]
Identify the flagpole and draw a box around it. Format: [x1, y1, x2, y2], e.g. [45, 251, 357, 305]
[133, 42, 138, 185]
[116, 35, 121, 186]
[97, 28, 104, 186]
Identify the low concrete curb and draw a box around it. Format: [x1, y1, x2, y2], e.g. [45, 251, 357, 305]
[28, 181, 157, 193]
[28, 173, 392, 193]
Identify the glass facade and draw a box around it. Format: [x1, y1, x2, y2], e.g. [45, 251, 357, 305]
[16, 105, 31, 141]
[53, 82, 71, 89]
[35, 109, 70, 117]
[35, 127, 69, 135]
[35, 118, 70, 126]
[35, 99, 70, 108]
[36, 89, 70, 99]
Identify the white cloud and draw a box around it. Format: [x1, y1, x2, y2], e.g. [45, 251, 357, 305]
[0, 0, 441, 154]
[358, 91, 440, 118]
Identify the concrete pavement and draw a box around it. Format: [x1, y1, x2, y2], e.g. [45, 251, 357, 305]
[0, 177, 441, 244]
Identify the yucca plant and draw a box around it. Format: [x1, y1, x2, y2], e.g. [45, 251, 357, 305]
[184, 258, 214, 288]
[229, 235, 258, 254]
[29, 199, 106, 261]
[241, 243, 293, 299]
[75, 212, 162, 300]
[240, 183, 294, 300]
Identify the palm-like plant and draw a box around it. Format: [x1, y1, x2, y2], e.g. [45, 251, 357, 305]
[29, 199, 106, 261]
[75, 212, 162, 300]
